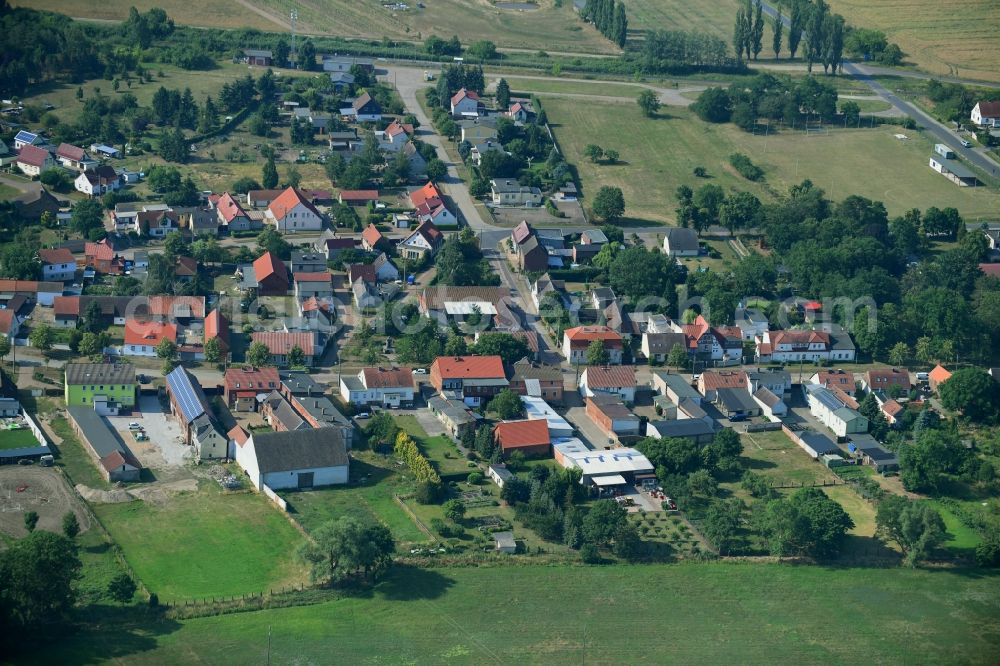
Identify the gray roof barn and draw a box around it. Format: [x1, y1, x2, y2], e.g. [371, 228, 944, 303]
[252, 429, 349, 474]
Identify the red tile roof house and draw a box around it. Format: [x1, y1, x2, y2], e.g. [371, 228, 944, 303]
[55, 142, 90, 170]
[38, 247, 77, 282]
[294, 271, 335, 301]
[16, 144, 55, 177]
[578, 365, 637, 403]
[214, 191, 259, 231]
[85, 239, 123, 275]
[881, 398, 905, 426]
[0, 310, 21, 340]
[204, 309, 231, 355]
[430, 355, 508, 407]
[225, 367, 280, 411]
[810, 369, 857, 395]
[339, 190, 380, 206]
[266, 186, 324, 232]
[123, 320, 177, 357]
[862, 368, 912, 395]
[250, 252, 289, 296]
[410, 181, 443, 211]
[250, 331, 320, 366]
[697, 370, 749, 402]
[493, 419, 551, 458]
[561, 326, 624, 365]
[450, 88, 483, 117]
[929, 364, 953, 393]
[361, 223, 388, 251]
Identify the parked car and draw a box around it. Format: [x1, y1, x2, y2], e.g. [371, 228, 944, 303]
[729, 413, 747, 422]
[128, 422, 142, 430]
[412, 368, 427, 375]
[960, 139, 972, 147]
[355, 412, 371, 420]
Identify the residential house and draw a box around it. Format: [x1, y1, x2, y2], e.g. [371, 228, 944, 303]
[929, 365, 952, 392]
[370, 252, 399, 282]
[804, 384, 868, 438]
[224, 366, 280, 411]
[123, 320, 177, 357]
[516, 235, 549, 272]
[578, 366, 637, 403]
[530, 273, 569, 311]
[213, 192, 258, 230]
[662, 227, 700, 257]
[410, 181, 444, 213]
[402, 141, 427, 177]
[352, 278, 381, 311]
[250, 331, 320, 366]
[339, 367, 415, 407]
[493, 419, 551, 457]
[247, 252, 289, 296]
[362, 223, 388, 252]
[746, 368, 793, 398]
[810, 369, 856, 395]
[429, 355, 508, 407]
[450, 88, 482, 117]
[64, 363, 137, 410]
[488, 463, 513, 488]
[347, 92, 382, 122]
[880, 399, 904, 427]
[562, 326, 623, 365]
[247, 189, 284, 209]
[653, 372, 702, 405]
[698, 370, 748, 402]
[74, 166, 121, 196]
[13, 130, 45, 151]
[204, 309, 230, 357]
[645, 419, 715, 445]
[377, 120, 412, 152]
[294, 271, 335, 301]
[735, 307, 769, 341]
[38, 248, 76, 282]
[459, 117, 498, 143]
[16, 145, 55, 177]
[173, 255, 198, 283]
[506, 101, 529, 122]
[137, 209, 180, 238]
[427, 395, 478, 439]
[752, 387, 788, 418]
[470, 140, 504, 167]
[756, 329, 835, 363]
[509, 358, 564, 404]
[165, 367, 226, 459]
[586, 394, 641, 439]
[862, 368, 911, 395]
[235, 429, 349, 491]
[418, 286, 511, 322]
[266, 187, 324, 231]
[397, 220, 443, 261]
[641, 332, 687, 363]
[680, 315, 743, 363]
[491, 179, 543, 207]
[314, 231, 359, 261]
[55, 143, 94, 171]
[971, 101, 1000, 128]
[289, 250, 328, 274]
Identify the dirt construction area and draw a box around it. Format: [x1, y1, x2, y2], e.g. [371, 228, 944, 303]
[0, 466, 91, 539]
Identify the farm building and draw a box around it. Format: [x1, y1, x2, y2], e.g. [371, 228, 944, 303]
[645, 419, 715, 445]
[66, 407, 141, 483]
[165, 366, 227, 460]
[493, 419, 551, 458]
[585, 394, 641, 439]
[849, 434, 900, 474]
[235, 429, 349, 491]
[786, 428, 841, 459]
[929, 155, 977, 186]
[552, 439, 655, 490]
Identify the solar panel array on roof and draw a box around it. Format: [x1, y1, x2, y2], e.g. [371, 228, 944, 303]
[166, 367, 207, 425]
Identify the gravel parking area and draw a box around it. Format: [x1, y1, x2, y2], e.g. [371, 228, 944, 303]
[107, 395, 190, 469]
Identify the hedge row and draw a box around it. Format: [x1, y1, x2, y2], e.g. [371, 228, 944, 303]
[394, 432, 441, 485]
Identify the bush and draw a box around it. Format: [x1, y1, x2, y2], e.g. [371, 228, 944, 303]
[467, 471, 483, 485]
[728, 153, 764, 181]
[414, 480, 444, 504]
[580, 543, 601, 564]
[693, 166, 708, 177]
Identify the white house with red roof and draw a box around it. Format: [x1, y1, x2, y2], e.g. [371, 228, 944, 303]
[250, 330, 321, 366]
[213, 191, 260, 231]
[562, 326, 624, 364]
[450, 88, 482, 117]
[971, 101, 1000, 128]
[123, 320, 177, 357]
[0, 310, 21, 340]
[377, 119, 412, 152]
[506, 102, 529, 123]
[55, 143, 95, 171]
[266, 187, 323, 232]
[339, 367, 415, 407]
[756, 329, 837, 363]
[16, 145, 54, 177]
[578, 365, 637, 402]
[38, 248, 77, 282]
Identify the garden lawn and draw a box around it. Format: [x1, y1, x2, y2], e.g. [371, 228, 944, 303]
[92, 486, 308, 602]
[280, 454, 429, 546]
[545, 98, 1000, 223]
[395, 415, 471, 478]
[0, 427, 39, 450]
[926, 499, 982, 555]
[24, 563, 1000, 664]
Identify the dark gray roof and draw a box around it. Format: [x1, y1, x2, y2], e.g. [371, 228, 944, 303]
[67, 407, 139, 468]
[292, 394, 350, 427]
[798, 431, 840, 456]
[753, 387, 783, 408]
[280, 371, 324, 396]
[648, 419, 714, 438]
[252, 429, 349, 473]
[716, 387, 759, 413]
[656, 372, 699, 399]
[66, 363, 135, 386]
[664, 227, 700, 251]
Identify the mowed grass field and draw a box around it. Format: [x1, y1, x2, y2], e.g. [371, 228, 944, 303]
[23, 563, 1000, 664]
[92, 486, 308, 602]
[11, 0, 284, 31]
[625, 0, 742, 41]
[825, 0, 1000, 83]
[545, 98, 1000, 223]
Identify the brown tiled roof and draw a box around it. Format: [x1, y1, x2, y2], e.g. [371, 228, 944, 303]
[432, 355, 505, 380]
[493, 419, 549, 451]
[225, 367, 280, 392]
[361, 367, 414, 389]
[38, 248, 75, 265]
[585, 365, 636, 389]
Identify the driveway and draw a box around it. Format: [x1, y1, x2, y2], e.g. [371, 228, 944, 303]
[564, 405, 614, 450]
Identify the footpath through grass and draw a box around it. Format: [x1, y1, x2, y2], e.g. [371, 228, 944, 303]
[92, 485, 308, 602]
[24, 563, 1000, 664]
